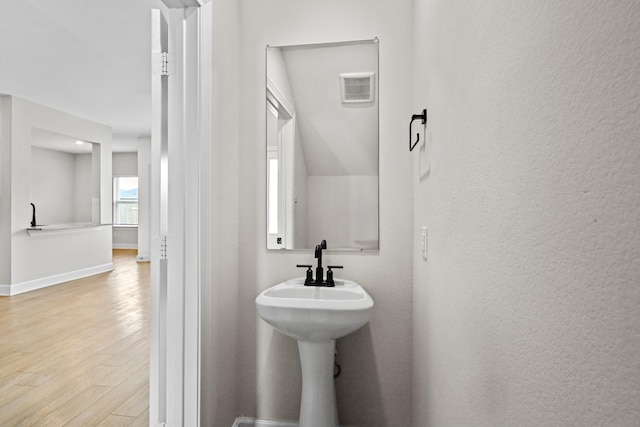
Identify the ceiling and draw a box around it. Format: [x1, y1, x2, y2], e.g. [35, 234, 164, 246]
[0, 0, 152, 152]
[31, 128, 93, 154]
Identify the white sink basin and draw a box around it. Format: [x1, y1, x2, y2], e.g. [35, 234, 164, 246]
[255, 278, 374, 342]
[256, 277, 374, 427]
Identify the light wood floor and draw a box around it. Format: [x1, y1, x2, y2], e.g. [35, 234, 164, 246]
[0, 249, 150, 426]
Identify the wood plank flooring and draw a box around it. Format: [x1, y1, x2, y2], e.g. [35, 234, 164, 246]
[0, 249, 150, 426]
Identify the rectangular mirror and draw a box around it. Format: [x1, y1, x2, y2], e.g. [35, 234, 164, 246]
[266, 38, 379, 251]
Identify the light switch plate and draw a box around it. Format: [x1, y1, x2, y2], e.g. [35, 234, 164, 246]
[421, 226, 428, 261]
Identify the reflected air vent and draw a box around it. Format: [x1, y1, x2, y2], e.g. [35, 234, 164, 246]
[340, 72, 375, 103]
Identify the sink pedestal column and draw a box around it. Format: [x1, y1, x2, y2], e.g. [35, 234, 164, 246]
[298, 339, 339, 427]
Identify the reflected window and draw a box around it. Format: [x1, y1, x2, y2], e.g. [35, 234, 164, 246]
[268, 158, 279, 234]
[113, 177, 139, 225]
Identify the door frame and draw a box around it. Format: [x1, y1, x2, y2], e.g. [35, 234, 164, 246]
[265, 80, 296, 250]
[150, 1, 211, 425]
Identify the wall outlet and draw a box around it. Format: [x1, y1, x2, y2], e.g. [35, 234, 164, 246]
[421, 226, 428, 261]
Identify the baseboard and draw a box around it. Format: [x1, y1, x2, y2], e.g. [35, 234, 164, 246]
[233, 419, 298, 427]
[112, 243, 138, 249]
[233, 417, 354, 427]
[136, 255, 150, 262]
[0, 263, 114, 296]
[232, 417, 253, 427]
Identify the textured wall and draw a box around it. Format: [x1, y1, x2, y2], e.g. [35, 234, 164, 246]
[412, 1, 640, 425]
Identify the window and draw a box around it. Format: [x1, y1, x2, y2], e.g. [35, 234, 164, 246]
[113, 177, 138, 225]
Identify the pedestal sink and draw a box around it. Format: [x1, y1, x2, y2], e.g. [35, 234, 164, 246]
[255, 278, 374, 427]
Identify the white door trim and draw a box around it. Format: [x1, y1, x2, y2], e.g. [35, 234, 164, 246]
[151, 1, 210, 425]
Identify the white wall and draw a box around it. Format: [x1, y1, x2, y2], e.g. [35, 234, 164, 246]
[234, 1, 414, 425]
[412, 1, 640, 426]
[74, 153, 93, 222]
[0, 95, 112, 294]
[29, 149, 93, 224]
[294, 132, 308, 249]
[112, 151, 137, 176]
[266, 47, 296, 109]
[0, 97, 11, 284]
[112, 227, 137, 248]
[30, 147, 76, 224]
[200, 1, 242, 425]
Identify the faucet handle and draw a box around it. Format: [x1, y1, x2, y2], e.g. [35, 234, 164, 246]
[296, 264, 313, 285]
[325, 265, 343, 287]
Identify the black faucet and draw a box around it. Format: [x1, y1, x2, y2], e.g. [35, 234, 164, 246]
[30, 203, 36, 228]
[296, 240, 343, 287]
[314, 240, 327, 285]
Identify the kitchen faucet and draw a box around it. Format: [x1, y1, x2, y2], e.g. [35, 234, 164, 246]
[30, 203, 36, 227]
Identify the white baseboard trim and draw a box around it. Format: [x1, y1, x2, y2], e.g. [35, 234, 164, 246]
[232, 417, 252, 427]
[113, 243, 138, 249]
[232, 417, 354, 427]
[0, 263, 114, 296]
[233, 418, 296, 427]
[136, 255, 150, 262]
